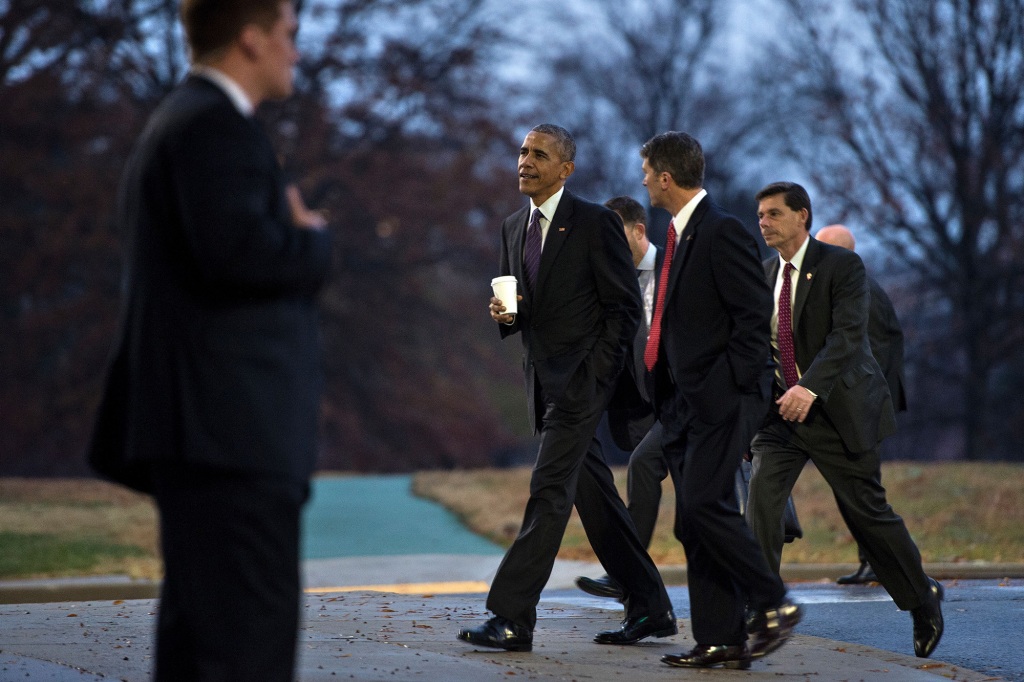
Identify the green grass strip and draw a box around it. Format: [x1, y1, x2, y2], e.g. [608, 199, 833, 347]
[0, 531, 145, 578]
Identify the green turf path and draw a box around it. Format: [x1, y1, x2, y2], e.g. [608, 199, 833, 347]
[301, 474, 503, 559]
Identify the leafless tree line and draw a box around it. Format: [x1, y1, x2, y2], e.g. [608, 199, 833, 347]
[2, 0, 1021, 472]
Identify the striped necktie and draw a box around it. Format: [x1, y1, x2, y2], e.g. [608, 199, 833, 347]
[523, 208, 542, 292]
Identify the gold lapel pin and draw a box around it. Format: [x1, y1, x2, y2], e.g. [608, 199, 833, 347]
[558, 227, 566, 232]
[805, 272, 813, 280]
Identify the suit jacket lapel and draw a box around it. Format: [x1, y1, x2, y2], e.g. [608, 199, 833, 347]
[534, 191, 574, 296]
[792, 237, 819, 331]
[508, 205, 530, 309]
[764, 257, 780, 287]
[664, 197, 705, 301]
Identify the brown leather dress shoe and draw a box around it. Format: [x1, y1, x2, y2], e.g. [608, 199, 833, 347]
[912, 578, 944, 658]
[748, 597, 802, 659]
[457, 616, 532, 652]
[593, 610, 677, 644]
[661, 644, 751, 669]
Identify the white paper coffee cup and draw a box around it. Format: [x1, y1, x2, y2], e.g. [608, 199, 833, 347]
[490, 275, 518, 315]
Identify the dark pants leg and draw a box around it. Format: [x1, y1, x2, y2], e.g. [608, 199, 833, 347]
[663, 392, 786, 647]
[487, 380, 669, 629]
[747, 429, 809, 573]
[625, 420, 667, 549]
[153, 464, 307, 682]
[750, 415, 931, 610]
[811, 440, 931, 610]
[575, 437, 671, 618]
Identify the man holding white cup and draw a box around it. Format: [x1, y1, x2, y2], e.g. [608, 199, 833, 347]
[490, 275, 519, 316]
[459, 124, 674, 653]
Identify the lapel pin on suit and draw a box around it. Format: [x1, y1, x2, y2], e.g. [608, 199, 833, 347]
[558, 226, 566, 232]
[806, 272, 813, 280]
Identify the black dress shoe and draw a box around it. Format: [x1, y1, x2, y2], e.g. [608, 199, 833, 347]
[662, 644, 751, 669]
[575, 575, 624, 600]
[912, 578, 944, 658]
[748, 598, 802, 659]
[837, 561, 878, 585]
[457, 616, 532, 652]
[593, 610, 677, 645]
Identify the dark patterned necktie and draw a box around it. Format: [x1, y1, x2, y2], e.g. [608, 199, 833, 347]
[524, 208, 542, 292]
[778, 262, 800, 389]
[643, 220, 677, 371]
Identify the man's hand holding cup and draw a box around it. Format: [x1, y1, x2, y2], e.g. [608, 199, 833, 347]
[490, 276, 521, 324]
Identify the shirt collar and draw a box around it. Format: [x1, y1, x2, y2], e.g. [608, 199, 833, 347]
[192, 65, 255, 117]
[637, 242, 657, 271]
[672, 188, 707, 239]
[780, 233, 812, 272]
[530, 186, 565, 224]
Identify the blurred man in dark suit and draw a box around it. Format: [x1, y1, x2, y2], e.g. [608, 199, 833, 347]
[458, 125, 674, 654]
[816, 224, 908, 585]
[88, 1, 331, 679]
[748, 183, 942, 659]
[640, 132, 799, 670]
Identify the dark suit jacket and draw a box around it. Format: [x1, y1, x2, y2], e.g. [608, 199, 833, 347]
[655, 195, 774, 423]
[497, 191, 641, 431]
[89, 76, 332, 491]
[867, 276, 907, 412]
[765, 237, 895, 452]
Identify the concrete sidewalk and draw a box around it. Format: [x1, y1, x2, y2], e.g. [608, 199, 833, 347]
[2, 558, 1017, 681]
[0, 590, 991, 682]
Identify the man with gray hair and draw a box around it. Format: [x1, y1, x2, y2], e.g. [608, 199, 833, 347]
[458, 124, 674, 653]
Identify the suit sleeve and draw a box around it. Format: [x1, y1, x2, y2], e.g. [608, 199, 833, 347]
[589, 208, 642, 385]
[867, 277, 907, 410]
[170, 106, 331, 296]
[711, 216, 773, 390]
[800, 251, 869, 402]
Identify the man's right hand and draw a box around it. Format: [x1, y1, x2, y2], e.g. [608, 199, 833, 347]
[489, 296, 521, 324]
[286, 184, 327, 230]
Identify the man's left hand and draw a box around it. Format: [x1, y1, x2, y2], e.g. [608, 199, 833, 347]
[777, 385, 815, 423]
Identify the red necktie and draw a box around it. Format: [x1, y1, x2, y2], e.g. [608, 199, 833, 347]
[778, 262, 799, 389]
[643, 221, 677, 371]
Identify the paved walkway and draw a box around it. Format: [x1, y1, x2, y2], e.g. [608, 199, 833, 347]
[1, 476, 1019, 679]
[1, 558, 1018, 681]
[0, 591, 990, 682]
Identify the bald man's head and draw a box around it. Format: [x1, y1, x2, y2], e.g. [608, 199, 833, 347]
[817, 224, 856, 251]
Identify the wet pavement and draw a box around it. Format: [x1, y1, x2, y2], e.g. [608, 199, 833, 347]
[1, 558, 1021, 681]
[2, 476, 1020, 680]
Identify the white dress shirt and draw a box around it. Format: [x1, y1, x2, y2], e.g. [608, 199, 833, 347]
[670, 188, 707, 245]
[636, 242, 658, 329]
[191, 65, 255, 117]
[529, 186, 565, 250]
